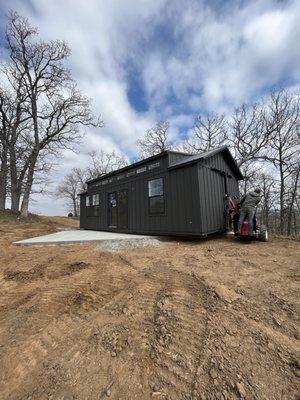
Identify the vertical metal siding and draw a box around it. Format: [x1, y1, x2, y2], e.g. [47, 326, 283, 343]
[198, 164, 226, 234]
[168, 165, 201, 234]
[80, 151, 240, 236]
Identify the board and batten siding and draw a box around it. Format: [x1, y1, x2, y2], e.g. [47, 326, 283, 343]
[198, 165, 226, 235]
[79, 148, 242, 236]
[203, 153, 239, 197]
[167, 164, 201, 234]
[197, 152, 240, 235]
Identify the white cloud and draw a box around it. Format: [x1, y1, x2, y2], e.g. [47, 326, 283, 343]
[0, 0, 299, 215]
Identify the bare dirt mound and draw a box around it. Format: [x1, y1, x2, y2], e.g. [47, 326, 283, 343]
[0, 217, 299, 399]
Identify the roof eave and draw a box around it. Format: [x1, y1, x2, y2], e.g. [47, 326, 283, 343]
[168, 146, 244, 180]
[86, 151, 169, 184]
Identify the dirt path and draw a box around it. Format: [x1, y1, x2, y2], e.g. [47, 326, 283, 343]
[0, 217, 299, 399]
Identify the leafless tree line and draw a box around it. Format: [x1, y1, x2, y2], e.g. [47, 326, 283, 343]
[0, 12, 102, 217]
[58, 89, 299, 234]
[55, 150, 127, 217]
[136, 90, 300, 236]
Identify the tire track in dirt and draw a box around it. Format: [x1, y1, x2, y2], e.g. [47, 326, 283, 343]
[116, 256, 217, 399]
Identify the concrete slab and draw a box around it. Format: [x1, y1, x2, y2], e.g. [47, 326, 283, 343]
[14, 229, 162, 249]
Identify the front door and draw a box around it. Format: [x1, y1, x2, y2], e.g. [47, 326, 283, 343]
[108, 190, 128, 229]
[117, 190, 128, 229]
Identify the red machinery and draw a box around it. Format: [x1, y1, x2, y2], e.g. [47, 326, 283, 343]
[227, 195, 268, 241]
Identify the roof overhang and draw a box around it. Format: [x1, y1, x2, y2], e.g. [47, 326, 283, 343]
[168, 145, 243, 180]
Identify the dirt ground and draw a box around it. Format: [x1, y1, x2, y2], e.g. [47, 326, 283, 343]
[0, 216, 299, 400]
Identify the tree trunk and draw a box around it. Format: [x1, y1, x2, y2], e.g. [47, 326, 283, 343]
[73, 197, 78, 217]
[11, 184, 21, 213]
[293, 211, 297, 236]
[0, 146, 8, 211]
[287, 169, 299, 236]
[20, 175, 33, 218]
[10, 150, 21, 213]
[20, 154, 37, 218]
[278, 153, 285, 235]
[20, 92, 40, 218]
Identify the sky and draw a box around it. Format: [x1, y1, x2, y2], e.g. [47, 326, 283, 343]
[0, 0, 299, 215]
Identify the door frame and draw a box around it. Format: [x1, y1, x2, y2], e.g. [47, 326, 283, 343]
[107, 189, 128, 230]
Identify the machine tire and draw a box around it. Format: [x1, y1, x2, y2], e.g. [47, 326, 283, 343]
[259, 226, 268, 242]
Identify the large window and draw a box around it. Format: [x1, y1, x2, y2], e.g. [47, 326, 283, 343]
[148, 178, 165, 214]
[86, 194, 100, 217]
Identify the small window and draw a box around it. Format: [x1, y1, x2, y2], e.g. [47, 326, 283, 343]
[126, 171, 135, 177]
[148, 178, 165, 214]
[93, 194, 99, 206]
[148, 162, 160, 170]
[86, 195, 92, 207]
[137, 166, 147, 174]
[148, 178, 163, 197]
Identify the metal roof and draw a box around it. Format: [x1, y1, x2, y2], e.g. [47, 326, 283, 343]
[85, 146, 243, 185]
[85, 150, 194, 184]
[168, 145, 243, 180]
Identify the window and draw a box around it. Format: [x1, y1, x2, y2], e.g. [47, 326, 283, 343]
[148, 162, 160, 170]
[126, 171, 135, 177]
[93, 194, 99, 205]
[137, 166, 147, 174]
[86, 194, 100, 217]
[148, 178, 163, 197]
[148, 178, 165, 214]
[86, 195, 92, 207]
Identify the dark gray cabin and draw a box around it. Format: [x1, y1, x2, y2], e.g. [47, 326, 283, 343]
[79, 146, 243, 237]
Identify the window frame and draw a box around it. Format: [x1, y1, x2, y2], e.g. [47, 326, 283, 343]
[93, 194, 100, 206]
[148, 177, 165, 215]
[86, 194, 100, 218]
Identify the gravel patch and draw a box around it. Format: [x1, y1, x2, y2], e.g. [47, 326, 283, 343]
[95, 238, 161, 252]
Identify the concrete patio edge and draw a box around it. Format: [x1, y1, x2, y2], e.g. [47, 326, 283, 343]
[13, 229, 162, 247]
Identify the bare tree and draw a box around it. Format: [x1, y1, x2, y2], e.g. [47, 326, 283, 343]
[137, 121, 171, 158]
[72, 167, 89, 192]
[57, 151, 127, 213]
[0, 80, 31, 212]
[87, 150, 128, 180]
[185, 113, 227, 153]
[238, 161, 259, 195]
[285, 162, 300, 236]
[0, 90, 10, 211]
[267, 89, 300, 234]
[256, 172, 278, 230]
[1, 11, 103, 217]
[56, 168, 81, 216]
[0, 141, 7, 210]
[227, 102, 274, 167]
